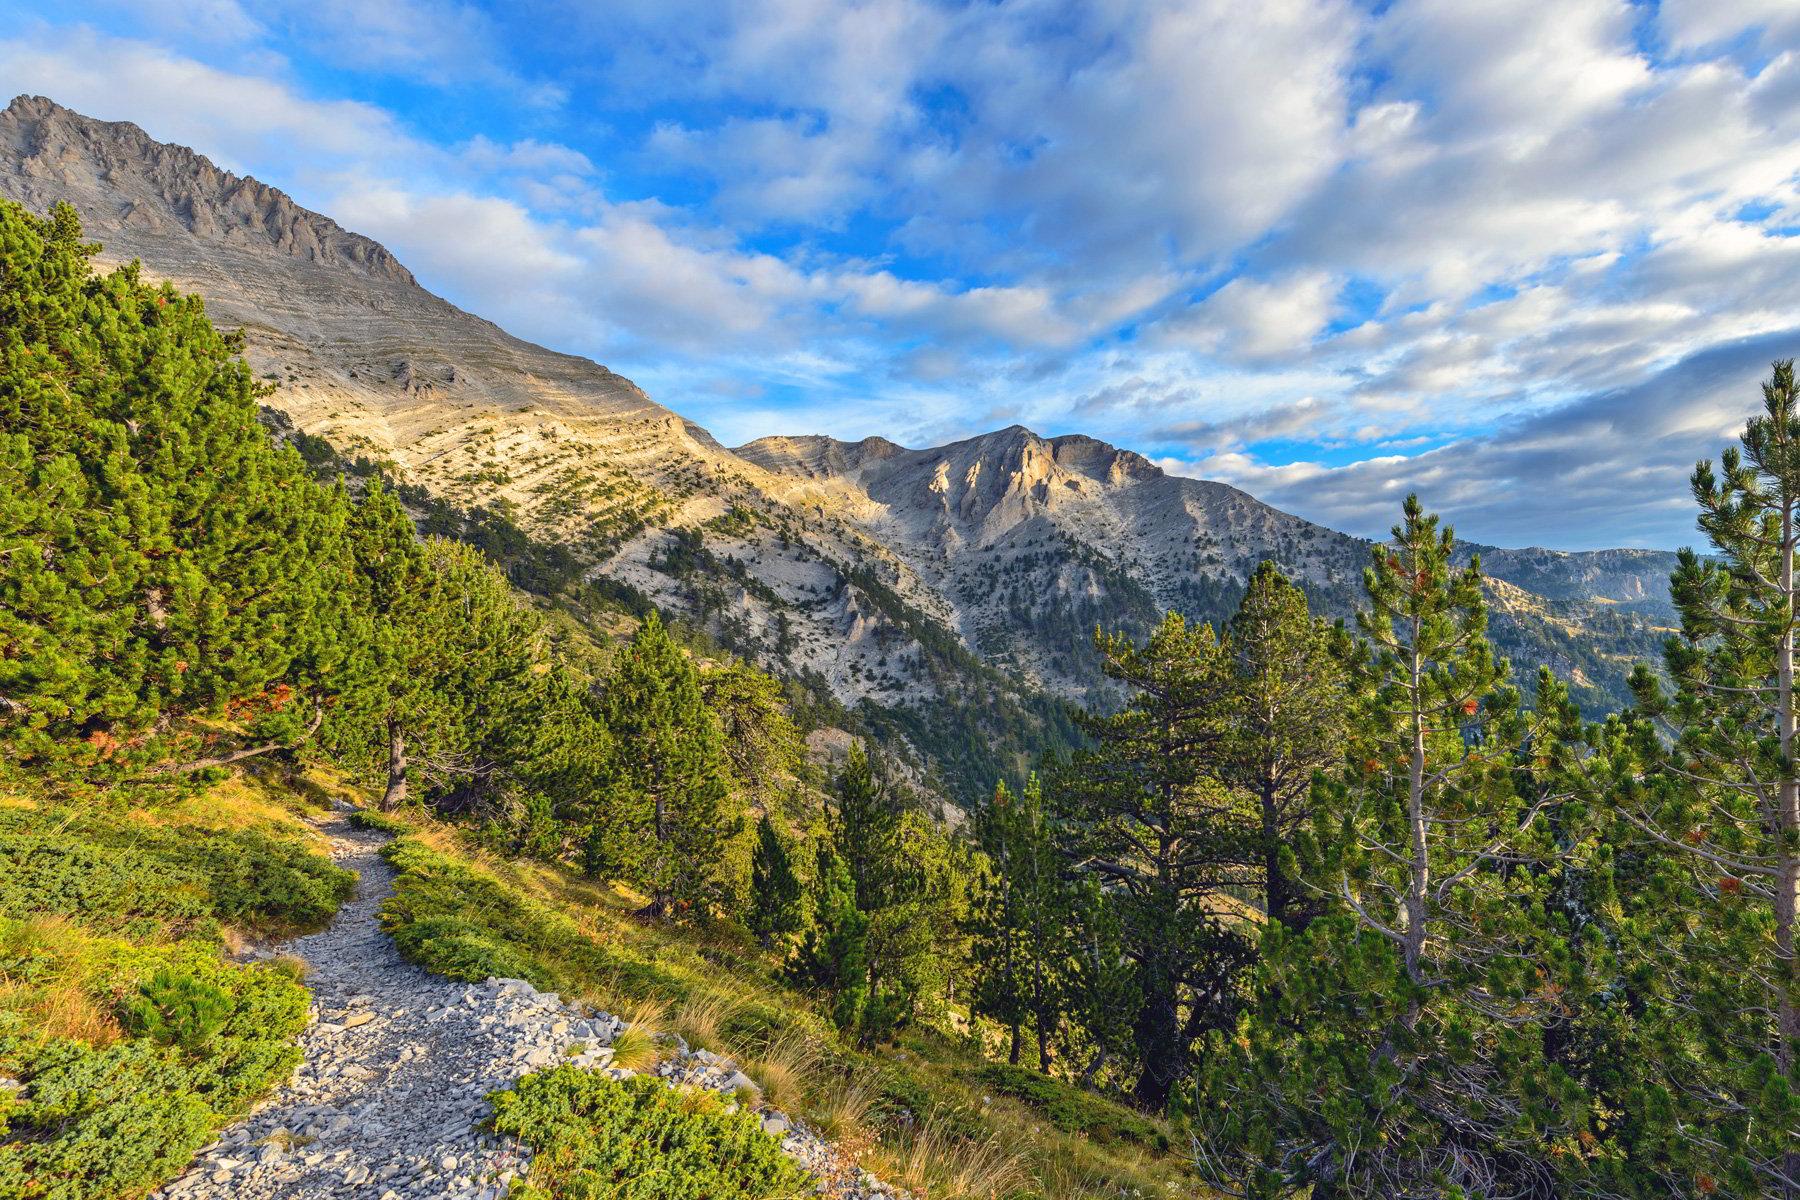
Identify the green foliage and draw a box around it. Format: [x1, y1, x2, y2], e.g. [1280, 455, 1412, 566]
[0, 809, 354, 936]
[122, 968, 233, 1048]
[789, 840, 872, 1036]
[968, 1064, 1165, 1150]
[487, 1067, 811, 1200]
[1051, 610, 1255, 1108]
[379, 837, 583, 992]
[748, 814, 803, 949]
[346, 807, 412, 835]
[0, 936, 309, 1200]
[970, 775, 1067, 1071]
[583, 611, 738, 918]
[1191, 496, 1592, 1199]
[1594, 361, 1800, 1197]
[0, 199, 356, 791]
[1224, 560, 1348, 928]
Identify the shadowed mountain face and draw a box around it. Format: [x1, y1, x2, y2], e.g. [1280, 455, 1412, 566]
[0, 94, 1682, 787]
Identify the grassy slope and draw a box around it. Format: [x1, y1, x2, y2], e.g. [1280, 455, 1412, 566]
[363, 805, 1208, 1200]
[0, 766, 359, 1200]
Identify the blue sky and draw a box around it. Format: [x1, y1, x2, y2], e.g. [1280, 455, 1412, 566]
[3, 1, 1799, 549]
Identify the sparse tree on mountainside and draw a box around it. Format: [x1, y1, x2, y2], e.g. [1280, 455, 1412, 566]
[585, 611, 738, 920]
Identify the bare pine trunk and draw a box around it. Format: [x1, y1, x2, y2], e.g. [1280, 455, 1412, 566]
[1404, 639, 1429, 997]
[1261, 772, 1287, 927]
[381, 718, 407, 811]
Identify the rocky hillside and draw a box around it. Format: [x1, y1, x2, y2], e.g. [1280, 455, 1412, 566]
[0, 94, 1680, 790]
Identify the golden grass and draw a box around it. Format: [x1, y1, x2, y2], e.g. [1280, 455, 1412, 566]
[885, 1113, 1029, 1200]
[736, 1026, 826, 1113]
[805, 1066, 882, 1146]
[671, 988, 740, 1053]
[0, 916, 123, 1047]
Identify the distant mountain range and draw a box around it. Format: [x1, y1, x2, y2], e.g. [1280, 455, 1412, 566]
[0, 94, 1681, 793]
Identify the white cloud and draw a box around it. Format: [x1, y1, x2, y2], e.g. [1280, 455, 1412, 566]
[9, 2, 1800, 548]
[1156, 272, 1340, 362]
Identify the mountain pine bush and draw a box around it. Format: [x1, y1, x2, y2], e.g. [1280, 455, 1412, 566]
[487, 1068, 810, 1200]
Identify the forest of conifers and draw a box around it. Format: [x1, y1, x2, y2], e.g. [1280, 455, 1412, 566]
[3, 198, 1796, 1199]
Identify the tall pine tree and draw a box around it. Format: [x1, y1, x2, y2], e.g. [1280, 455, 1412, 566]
[1225, 561, 1347, 929]
[1192, 496, 1589, 1199]
[588, 611, 737, 919]
[1053, 611, 1252, 1108]
[1614, 360, 1800, 1198]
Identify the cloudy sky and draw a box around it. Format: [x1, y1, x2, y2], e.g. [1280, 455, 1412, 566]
[3, 1, 1798, 550]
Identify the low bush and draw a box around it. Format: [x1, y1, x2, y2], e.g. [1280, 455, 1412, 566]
[0, 810, 354, 936]
[488, 1067, 811, 1200]
[347, 808, 412, 835]
[0, 933, 310, 1200]
[377, 835, 690, 1002]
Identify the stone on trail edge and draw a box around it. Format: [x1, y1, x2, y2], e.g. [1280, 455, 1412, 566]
[154, 815, 910, 1200]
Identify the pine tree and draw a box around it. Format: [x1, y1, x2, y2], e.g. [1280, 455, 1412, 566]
[1192, 495, 1589, 1199]
[588, 611, 738, 919]
[1061, 877, 1139, 1088]
[1053, 611, 1253, 1108]
[1225, 561, 1347, 929]
[749, 813, 804, 950]
[0, 200, 354, 791]
[332, 480, 438, 810]
[790, 839, 871, 1036]
[971, 781, 1032, 1065]
[972, 775, 1067, 1070]
[1613, 360, 1800, 1198]
[831, 742, 903, 911]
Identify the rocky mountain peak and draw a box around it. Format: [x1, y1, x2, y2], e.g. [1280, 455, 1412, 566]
[0, 95, 414, 284]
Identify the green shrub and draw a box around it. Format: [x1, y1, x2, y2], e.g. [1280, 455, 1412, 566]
[0, 811, 353, 936]
[122, 968, 233, 1048]
[387, 914, 547, 987]
[968, 1063, 1167, 1150]
[488, 1068, 811, 1200]
[0, 944, 309, 1200]
[347, 808, 411, 835]
[377, 836, 687, 998]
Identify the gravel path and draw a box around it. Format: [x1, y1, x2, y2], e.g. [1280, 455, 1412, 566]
[154, 819, 608, 1200]
[153, 815, 906, 1200]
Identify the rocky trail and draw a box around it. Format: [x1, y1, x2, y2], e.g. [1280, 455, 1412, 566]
[153, 815, 902, 1200]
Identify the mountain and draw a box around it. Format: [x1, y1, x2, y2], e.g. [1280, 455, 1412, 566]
[0, 95, 1680, 793]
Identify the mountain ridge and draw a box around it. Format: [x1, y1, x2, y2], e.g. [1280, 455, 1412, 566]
[0, 94, 1681, 789]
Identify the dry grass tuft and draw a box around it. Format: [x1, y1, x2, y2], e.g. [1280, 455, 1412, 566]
[671, 988, 740, 1053]
[737, 1026, 826, 1112]
[1, 978, 122, 1046]
[0, 917, 122, 1046]
[806, 1066, 882, 1146]
[887, 1111, 1029, 1200]
[610, 1025, 659, 1072]
[605, 994, 668, 1071]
